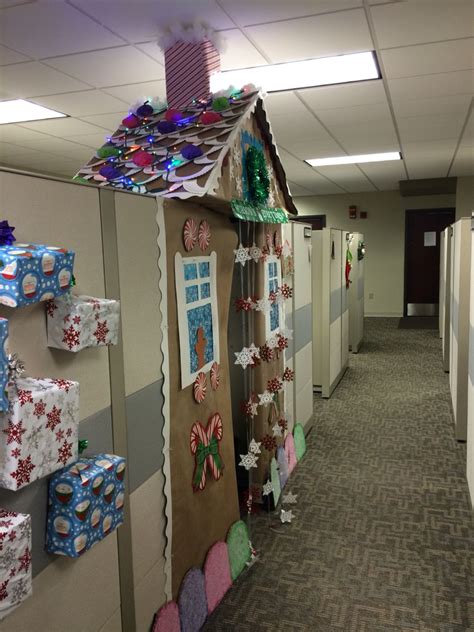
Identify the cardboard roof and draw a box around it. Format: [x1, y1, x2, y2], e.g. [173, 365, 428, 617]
[75, 89, 298, 215]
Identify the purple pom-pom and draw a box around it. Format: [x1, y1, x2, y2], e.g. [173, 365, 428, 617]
[136, 103, 154, 117]
[181, 144, 203, 161]
[0, 220, 15, 246]
[99, 165, 122, 181]
[157, 120, 177, 134]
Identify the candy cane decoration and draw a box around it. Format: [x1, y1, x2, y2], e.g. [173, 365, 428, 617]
[190, 413, 224, 492]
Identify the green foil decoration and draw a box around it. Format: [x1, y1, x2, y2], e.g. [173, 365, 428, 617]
[212, 96, 229, 112]
[72, 176, 89, 184]
[245, 145, 270, 206]
[78, 439, 88, 454]
[97, 146, 121, 159]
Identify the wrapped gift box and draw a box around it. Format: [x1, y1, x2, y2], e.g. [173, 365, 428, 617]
[47, 295, 120, 352]
[0, 243, 74, 308]
[0, 509, 32, 621]
[46, 454, 126, 557]
[0, 377, 80, 491]
[0, 319, 8, 412]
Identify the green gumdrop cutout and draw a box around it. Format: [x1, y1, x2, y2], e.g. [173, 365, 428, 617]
[270, 457, 281, 506]
[226, 520, 251, 581]
[293, 423, 306, 461]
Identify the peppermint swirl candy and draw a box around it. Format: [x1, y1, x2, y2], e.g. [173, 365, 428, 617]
[183, 218, 198, 252]
[210, 362, 220, 391]
[193, 371, 207, 403]
[198, 220, 211, 251]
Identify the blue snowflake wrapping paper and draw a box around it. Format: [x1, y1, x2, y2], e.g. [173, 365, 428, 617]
[0, 318, 8, 412]
[46, 454, 126, 557]
[0, 243, 75, 308]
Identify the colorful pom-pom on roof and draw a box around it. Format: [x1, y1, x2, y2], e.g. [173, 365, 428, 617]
[122, 113, 141, 128]
[199, 111, 222, 125]
[132, 150, 154, 167]
[99, 165, 122, 181]
[181, 144, 203, 161]
[165, 109, 185, 123]
[157, 120, 177, 134]
[136, 103, 154, 117]
[212, 96, 229, 112]
[97, 146, 121, 159]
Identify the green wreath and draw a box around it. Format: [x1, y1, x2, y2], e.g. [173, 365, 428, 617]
[245, 145, 270, 206]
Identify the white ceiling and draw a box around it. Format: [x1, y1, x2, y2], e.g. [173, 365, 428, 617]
[0, 0, 472, 195]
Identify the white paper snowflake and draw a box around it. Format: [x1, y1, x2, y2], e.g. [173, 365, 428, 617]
[282, 491, 298, 504]
[282, 240, 292, 258]
[280, 509, 293, 523]
[239, 452, 258, 470]
[279, 327, 293, 340]
[249, 243, 263, 263]
[262, 480, 274, 496]
[275, 290, 286, 306]
[255, 298, 271, 314]
[248, 343, 260, 359]
[249, 401, 259, 417]
[267, 335, 279, 350]
[272, 423, 283, 437]
[234, 243, 251, 267]
[258, 390, 274, 407]
[249, 438, 261, 454]
[234, 347, 254, 370]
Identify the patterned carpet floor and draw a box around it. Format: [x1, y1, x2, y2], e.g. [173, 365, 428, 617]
[204, 318, 474, 632]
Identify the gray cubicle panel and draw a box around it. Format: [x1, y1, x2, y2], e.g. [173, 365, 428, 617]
[449, 217, 472, 442]
[441, 226, 452, 372]
[348, 232, 364, 353]
[312, 228, 348, 398]
[467, 214, 474, 507]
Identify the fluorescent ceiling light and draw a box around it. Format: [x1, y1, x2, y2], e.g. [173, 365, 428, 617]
[306, 152, 402, 167]
[211, 51, 379, 93]
[0, 99, 67, 125]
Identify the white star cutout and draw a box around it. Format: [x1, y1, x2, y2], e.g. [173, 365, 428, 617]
[282, 491, 297, 504]
[249, 401, 258, 417]
[262, 480, 274, 496]
[272, 423, 283, 437]
[280, 509, 293, 523]
[234, 347, 254, 369]
[248, 343, 260, 359]
[233, 243, 251, 267]
[267, 335, 279, 350]
[255, 298, 271, 313]
[249, 244, 262, 263]
[239, 452, 258, 470]
[249, 438, 261, 454]
[282, 240, 292, 257]
[258, 390, 274, 407]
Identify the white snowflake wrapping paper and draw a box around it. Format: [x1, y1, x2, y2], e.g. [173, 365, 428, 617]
[46, 295, 120, 352]
[0, 509, 32, 621]
[0, 378, 80, 490]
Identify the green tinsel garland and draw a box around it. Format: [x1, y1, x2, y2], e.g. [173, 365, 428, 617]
[245, 145, 270, 206]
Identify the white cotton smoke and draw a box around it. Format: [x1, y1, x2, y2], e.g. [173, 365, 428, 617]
[157, 21, 227, 52]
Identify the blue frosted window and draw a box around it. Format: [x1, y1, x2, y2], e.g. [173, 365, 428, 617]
[185, 285, 199, 303]
[200, 283, 210, 299]
[199, 262, 210, 278]
[184, 263, 198, 281]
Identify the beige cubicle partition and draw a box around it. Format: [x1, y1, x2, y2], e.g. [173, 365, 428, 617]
[348, 232, 364, 353]
[283, 221, 313, 431]
[312, 228, 349, 398]
[0, 168, 167, 632]
[467, 213, 474, 507]
[449, 217, 472, 442]
[440, 226, 452, 372]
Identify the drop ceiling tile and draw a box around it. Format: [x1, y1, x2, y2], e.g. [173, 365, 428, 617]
[314, 164, 376, 191]
[0, 43, 30, 65]
[220, 0, 362, 26]
[299, 80, 386, 111]
[277, 147, 345, 193]
[316, 102, 392, 127]
[282, 138, 345, 161]
[31, 90, 128, 117]
[398, 113, 466, 142]
[63, 132, 112, 149]
[69, 0, 234, 42]
[18, 118, 107, 138]
[357, 160, 406, 190]
[134, 42, 164, 64]
[0, 62, 91, 98]
[0, 0, 35, 7]
[79, 113, 124, 133]
[449, 144, 474, 176]
[219, 30, 268, 71]
[328, 122, 399, 153]
[392, 95, 472, 119]
[381, 39, 474, 80]
[102, 80, 166, 104]
[270, 111, 337, 145]
[0, 1, 124, 58]
[402, 139, 458, 178]
[371, 0, 474, 48]
[46, 47, 165, 88]
[0, 125, 51, 144]
[405, 160, 450, 179]
[387, 70, 474, 101]
[245, 9, 373, 63]
[263, 92, 308, 118]
[287, 181, 315, 197]
[462, 110, 474, 139]
[0, 141, 44, 159]
[5, 136, 95, 160]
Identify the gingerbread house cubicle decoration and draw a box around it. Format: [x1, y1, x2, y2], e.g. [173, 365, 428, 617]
[76, 23, 299, 608]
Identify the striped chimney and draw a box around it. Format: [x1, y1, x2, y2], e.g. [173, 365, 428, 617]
[164, 38, 220, 109]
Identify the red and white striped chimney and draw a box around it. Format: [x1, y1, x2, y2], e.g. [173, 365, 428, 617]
[160, 25, 221, 109]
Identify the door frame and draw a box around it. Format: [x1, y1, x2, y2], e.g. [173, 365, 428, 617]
[403, 207, 455, 317]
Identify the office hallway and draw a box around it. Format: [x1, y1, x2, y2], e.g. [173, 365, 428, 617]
[204, 318, 474, 632]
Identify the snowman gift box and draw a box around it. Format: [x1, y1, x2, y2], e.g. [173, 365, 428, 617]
[47, 295, 120, 352]
[0, 509, 32, 621]
[0, 377, 80, 491]
[0, 243, 75, 308]
[0, 318, 8, 412]
[46, 454, 126, 557]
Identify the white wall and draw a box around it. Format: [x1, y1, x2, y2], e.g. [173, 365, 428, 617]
[295, 191, 456, 316]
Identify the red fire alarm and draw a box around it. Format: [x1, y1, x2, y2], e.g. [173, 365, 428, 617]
[349, 205, 357, 219]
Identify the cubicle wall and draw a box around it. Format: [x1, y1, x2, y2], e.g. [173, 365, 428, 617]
[313, 228, 349, 398]
[0, 169, 166, 632]
[283, 222, 313, 431]
[348, 232, 364, 353]
[440, 226, 452, 372]
[467, 214, 474, 507]
[449, 217, 472, 442]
